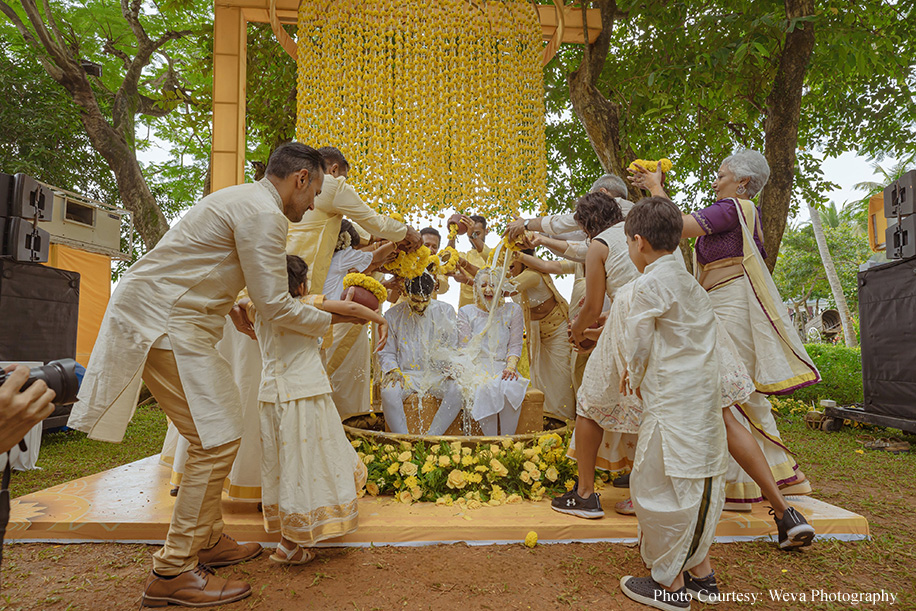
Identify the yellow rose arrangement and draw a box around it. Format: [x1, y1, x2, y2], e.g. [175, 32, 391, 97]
[350, 431, 617, 508]
[627, 158, 673, 173]
[343, 272, 388, 304]
[384, 245, 431, 279]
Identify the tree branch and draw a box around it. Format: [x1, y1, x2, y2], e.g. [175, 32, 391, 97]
[120, 0, 150, 46]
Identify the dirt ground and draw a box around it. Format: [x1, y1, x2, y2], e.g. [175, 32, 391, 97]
[3, 419, 915, 610]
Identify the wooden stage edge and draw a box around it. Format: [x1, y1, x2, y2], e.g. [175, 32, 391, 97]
[8, 456, 869, 547]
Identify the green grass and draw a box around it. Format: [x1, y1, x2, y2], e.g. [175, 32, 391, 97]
[9, 404, 169, 498]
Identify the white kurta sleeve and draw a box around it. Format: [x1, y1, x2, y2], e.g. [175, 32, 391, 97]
[540, 213, 580, 236]
[236, 211, 331, 337]
[507, 304, 525, 359]
[563, 240, 589, 262]
[378, 309, 400, 373]
[318, 177, 407, 241]
[624, 278, 670, 389]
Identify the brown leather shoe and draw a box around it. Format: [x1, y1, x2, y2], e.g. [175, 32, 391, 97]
[197, 534, 262, 568]
[141, 565, 251, 607]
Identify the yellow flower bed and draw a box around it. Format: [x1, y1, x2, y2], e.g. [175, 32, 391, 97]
[343, 272, 388, 303]
[384, 245, 431, 279]
[627, 158, 673, 173]
[352, 431, 615, 507]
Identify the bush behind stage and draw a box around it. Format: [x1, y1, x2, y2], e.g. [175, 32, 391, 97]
[790, 343, 863, 406]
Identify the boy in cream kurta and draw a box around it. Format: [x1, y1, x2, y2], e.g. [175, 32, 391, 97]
[618, 198, 727, 611]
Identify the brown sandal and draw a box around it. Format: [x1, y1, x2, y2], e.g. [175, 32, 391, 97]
[269, 543, 316, 565]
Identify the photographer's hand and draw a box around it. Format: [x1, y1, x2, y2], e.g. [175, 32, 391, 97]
[0, 365, 56, 454]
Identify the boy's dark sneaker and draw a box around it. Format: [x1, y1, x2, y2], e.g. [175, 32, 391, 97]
[551, 485, 604, 519]
[684, 570, 720, 604]
[620, 575, 691, 611]
[613, 472, 630, 488]
[771, 506, 815, 550]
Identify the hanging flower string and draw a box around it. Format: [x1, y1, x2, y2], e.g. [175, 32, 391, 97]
[296, 0, 547, 224]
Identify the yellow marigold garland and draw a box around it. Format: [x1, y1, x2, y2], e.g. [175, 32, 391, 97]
[436, 246, 459, 275]
[342, 272, 388, 304]
[486, 234, 526, 268]
[384, 245, 431, 279]
[628, 158, 673, 173]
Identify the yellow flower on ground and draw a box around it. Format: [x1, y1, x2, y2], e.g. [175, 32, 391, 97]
[400, 462, 418, 477]
[387, 462, 400, 475]
[366, 482, 379, 496]
[490, 458, 508, 477]
[436, 496, 453, 506]
[545, 467, 559, 482]
[524, 531, 538, 548]
[398, 451, 412, 462]
[438, 455, 451, 468]
[447, 469, 468, 490]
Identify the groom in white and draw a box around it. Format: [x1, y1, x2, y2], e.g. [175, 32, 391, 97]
[378, 272, 463, 435]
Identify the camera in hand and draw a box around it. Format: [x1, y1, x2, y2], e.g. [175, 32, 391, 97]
[0, 358, 82, 405]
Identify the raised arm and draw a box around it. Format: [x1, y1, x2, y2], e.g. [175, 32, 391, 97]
[570, 241, 609, 346]
[236, 212, 331, 336]
[515, 252, 564, 275]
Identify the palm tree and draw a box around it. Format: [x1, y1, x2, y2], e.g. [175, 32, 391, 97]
[848, 154, 916, 231]
[806, 200, 857, 347]
[818, 200, 842, 229]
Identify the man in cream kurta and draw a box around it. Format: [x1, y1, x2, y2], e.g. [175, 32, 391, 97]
[285, 146, 417, 294]
[69, 144, 332, 607]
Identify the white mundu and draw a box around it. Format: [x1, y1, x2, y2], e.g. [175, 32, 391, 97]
[322, 247, 375, 417]
[625, 254, 728, 587]
[457, 303, 529, 436]
[250, 301, 367, 545]
[378, 300, 462, 435]
[71, 179, 330, 449]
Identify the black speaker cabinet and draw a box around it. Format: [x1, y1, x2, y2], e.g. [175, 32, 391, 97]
[885, 214, 916, 260]
[2, 216, 50, 262]
[0, 259, 79, 364]
[883, 169, 916, 218]
[858, 256, 916, 420]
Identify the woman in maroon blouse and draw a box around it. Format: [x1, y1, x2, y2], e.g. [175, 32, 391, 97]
[630, 150, 818, 550]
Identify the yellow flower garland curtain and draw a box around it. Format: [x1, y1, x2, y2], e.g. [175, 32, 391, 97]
[296, 0, 547, 224]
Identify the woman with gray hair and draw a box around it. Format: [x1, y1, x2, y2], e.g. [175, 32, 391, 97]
[630, 149, 818, 551]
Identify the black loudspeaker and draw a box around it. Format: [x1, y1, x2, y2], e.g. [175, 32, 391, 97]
[0, 173, 53, 221]
[0, 259, 79, 364]
[858, 257, 916, 420]
[885, 214, 916, 260]
[0, 173, 13, 214]
[883, 169, 916, 218]
[2, 216, 50, 263]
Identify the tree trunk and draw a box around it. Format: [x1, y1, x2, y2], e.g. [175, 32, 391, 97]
[567, 2, 638, 199]
[758, 0, 816, 272]
[807, 201, 857, 347]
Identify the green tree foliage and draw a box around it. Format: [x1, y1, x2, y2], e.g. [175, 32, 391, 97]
[774, 217, 871, 313]
[541, 0, 916, 255]
[0, 33, 118, 203]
